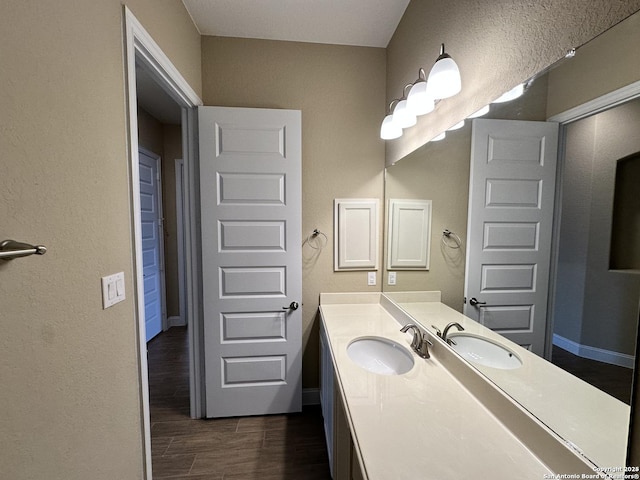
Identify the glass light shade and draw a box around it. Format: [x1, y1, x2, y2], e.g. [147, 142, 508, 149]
[426, 56, 461, 100]
[493, 84, 525, 103]
[380, 114, 402, 140]
[447, 120, 465, 131]
[431, 132, 446, 142]
[468, 105, 490, 118]
[406, 81, 435, 116]
[392, 99, 417, 128]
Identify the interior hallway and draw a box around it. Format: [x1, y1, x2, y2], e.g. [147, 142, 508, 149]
[148, 327, 332, 479]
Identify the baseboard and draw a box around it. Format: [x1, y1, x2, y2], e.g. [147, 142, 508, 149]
[553, 334, 635, 369]
[167, 316, 186, 328]
[303, 388, 320, 406]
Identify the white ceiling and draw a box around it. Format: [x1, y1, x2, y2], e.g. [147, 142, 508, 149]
[138, 1, 410, 124]
[182, 0, 410, 48]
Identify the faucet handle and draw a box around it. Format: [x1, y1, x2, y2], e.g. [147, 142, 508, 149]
[431, 325, 442, 337]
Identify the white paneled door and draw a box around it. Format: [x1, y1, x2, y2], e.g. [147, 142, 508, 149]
[464, 119, 559, 355]
[198, 106, 302, 417]
[139, 148, 165, 342]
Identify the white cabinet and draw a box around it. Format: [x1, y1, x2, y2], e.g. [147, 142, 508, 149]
[319, 321, 335, 476]
[320, 320, 364, 480]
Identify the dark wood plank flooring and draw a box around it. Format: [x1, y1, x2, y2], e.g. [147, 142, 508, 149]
[551, 345, 633, 404]
[148, 327, 332, 479]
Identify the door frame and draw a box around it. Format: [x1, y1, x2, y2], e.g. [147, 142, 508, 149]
[123, 7, 203, 478]
[175, 159, 187, 329]
[545, 79, 640, 358]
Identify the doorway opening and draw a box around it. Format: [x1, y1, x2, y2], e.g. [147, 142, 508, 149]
[547, 84, 640, 404]
[123, 7, 203, 478]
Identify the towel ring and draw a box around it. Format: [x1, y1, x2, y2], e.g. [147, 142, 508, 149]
[307, 229, 328, 250]
[441, 229, 462, 249]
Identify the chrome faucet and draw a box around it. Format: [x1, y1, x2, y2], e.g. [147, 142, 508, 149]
[439, 322, 464, 345]
[400, 323, 432, 359]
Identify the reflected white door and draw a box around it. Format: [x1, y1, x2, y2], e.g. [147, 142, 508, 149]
[199, 106, 302, 418]
[464, 119, 559, 355]
[139, 148, 165, 342]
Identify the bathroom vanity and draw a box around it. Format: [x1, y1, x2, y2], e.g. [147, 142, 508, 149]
[319, 292, 628, 479]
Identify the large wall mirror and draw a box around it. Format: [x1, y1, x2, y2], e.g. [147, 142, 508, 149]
[383, 9, 640, 469]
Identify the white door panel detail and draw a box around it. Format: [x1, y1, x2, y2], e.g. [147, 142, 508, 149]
[219, 221, 286, 251]
[216, 124, 286, 158]
[485, 179, 541, 208]
[465, 119, 558, 354]
[217, 173, 285, 205]
[200, 106, 302, 417]
[487, 135, 545, 166]
[221, 312, 287, 343]
[219, 267, 286, 298]
[483, 222, 539, 250]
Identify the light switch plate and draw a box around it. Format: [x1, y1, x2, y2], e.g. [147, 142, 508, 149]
[388, 271, 397, 286]
[102, 272, 126, 309]
[367, 271, 376, 286]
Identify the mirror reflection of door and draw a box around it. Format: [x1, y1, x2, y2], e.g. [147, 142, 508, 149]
[464, 119, 559, 356]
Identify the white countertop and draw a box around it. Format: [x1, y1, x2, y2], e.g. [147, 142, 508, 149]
[389, 294, 630, 469]
[320, 293, 557, 480]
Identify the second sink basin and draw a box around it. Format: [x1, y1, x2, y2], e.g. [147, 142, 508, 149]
[448, 333, 522, 370]
[347, 336, 414, 375]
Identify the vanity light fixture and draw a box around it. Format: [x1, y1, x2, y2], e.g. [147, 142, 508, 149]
[407, 68, 435, 116]
[380, 42, 462, 141]
[380, 100, 403, 140]
[468, 105, 490, 118]
[493, 83, 525, 103]
[392, 84, 417, 129]
[426, 44, 462, 100]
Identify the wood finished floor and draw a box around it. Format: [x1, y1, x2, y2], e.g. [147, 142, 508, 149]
[551, 345, 633, 404]
[148, 327, 332, 479]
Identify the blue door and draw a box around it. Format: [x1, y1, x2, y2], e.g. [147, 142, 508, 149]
[139, 148, 164, 342]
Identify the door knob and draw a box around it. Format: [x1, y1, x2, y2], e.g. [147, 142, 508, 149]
[469, 297, 486, 307]
[282, 301, 299, 311]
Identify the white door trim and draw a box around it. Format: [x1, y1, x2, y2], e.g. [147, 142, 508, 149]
[175, 159, 187, 328]
[548, 80, 640, 125]
[123, 7, 203, 478]
[545, 80, 640, 358]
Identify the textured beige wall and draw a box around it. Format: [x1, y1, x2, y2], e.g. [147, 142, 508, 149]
[383, 132, 471, 310]
[201, 37, 386, 388]
[0, 2, 200, 479]
[548, 9, 640, 117]
[582, 100, 640, 354]
[162, 125, 183, 319]
[138, 106, 164, 154]
[386, 0, 640, 165]
[552, 116, 594, 343]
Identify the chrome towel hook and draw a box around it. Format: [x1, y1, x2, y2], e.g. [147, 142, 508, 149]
[0, 240, 47, 261]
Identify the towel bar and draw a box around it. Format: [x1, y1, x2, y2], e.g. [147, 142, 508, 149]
[0, 240, 47, 261]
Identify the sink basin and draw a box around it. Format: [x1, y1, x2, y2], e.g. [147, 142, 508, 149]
[347, 336, 414, 375]
[448, 333, 522, 370]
